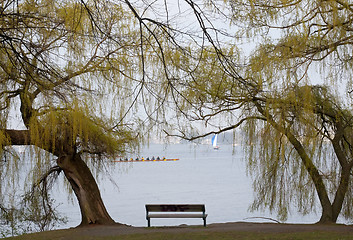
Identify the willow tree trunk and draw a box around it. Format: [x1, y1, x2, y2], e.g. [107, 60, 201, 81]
[318, 165, 352, 223]
[57, 154, 115, 226]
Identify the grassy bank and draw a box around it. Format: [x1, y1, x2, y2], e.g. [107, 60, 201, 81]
[4, 229, 353, 240]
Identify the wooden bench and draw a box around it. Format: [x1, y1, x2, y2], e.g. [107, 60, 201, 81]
[145, 204, 207, 227]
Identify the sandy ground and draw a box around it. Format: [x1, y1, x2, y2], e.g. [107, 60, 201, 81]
[54, 222, 353, 239]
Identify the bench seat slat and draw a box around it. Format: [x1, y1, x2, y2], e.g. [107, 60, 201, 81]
[148, 213, 207, 218]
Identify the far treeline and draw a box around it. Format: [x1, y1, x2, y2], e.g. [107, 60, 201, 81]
[0, 0, 352, 236]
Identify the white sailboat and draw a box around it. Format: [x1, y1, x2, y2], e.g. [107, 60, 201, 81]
[211, 134, 220, 150]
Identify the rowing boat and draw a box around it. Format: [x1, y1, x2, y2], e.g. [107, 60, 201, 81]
[112, 158, 179, 162]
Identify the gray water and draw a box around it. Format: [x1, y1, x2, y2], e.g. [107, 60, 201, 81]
[53, 143, 327, 229]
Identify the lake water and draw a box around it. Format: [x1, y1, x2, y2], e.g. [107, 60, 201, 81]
[52, 143, 334, 229]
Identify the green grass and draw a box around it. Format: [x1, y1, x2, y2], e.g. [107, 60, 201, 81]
[99, 232, 353, 240]
[4, 230, 353, 240]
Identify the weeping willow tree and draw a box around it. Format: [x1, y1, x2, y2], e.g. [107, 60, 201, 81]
[154, 0, 353, 224]
[1, 0, 228, 233]
[247, 85, 353, 223]
[0, 0, 147, 233]
[230, 0, 353, 223]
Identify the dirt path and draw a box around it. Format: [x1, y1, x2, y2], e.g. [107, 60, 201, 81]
[54, 222, 353, 239]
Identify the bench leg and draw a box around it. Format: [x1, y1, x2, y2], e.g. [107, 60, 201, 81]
[203, 218, 206, 227]
[147, 218, 151, 227]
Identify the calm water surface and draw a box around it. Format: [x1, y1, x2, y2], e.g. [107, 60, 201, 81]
[53, 143, 333, 229]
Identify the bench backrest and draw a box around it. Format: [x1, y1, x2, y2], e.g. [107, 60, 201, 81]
[146, 204, 205, 213]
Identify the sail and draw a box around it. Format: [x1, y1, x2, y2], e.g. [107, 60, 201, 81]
[211, 134, 219, 149]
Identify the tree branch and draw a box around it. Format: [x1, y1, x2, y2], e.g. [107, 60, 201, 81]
[164, 116, 266, 141]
